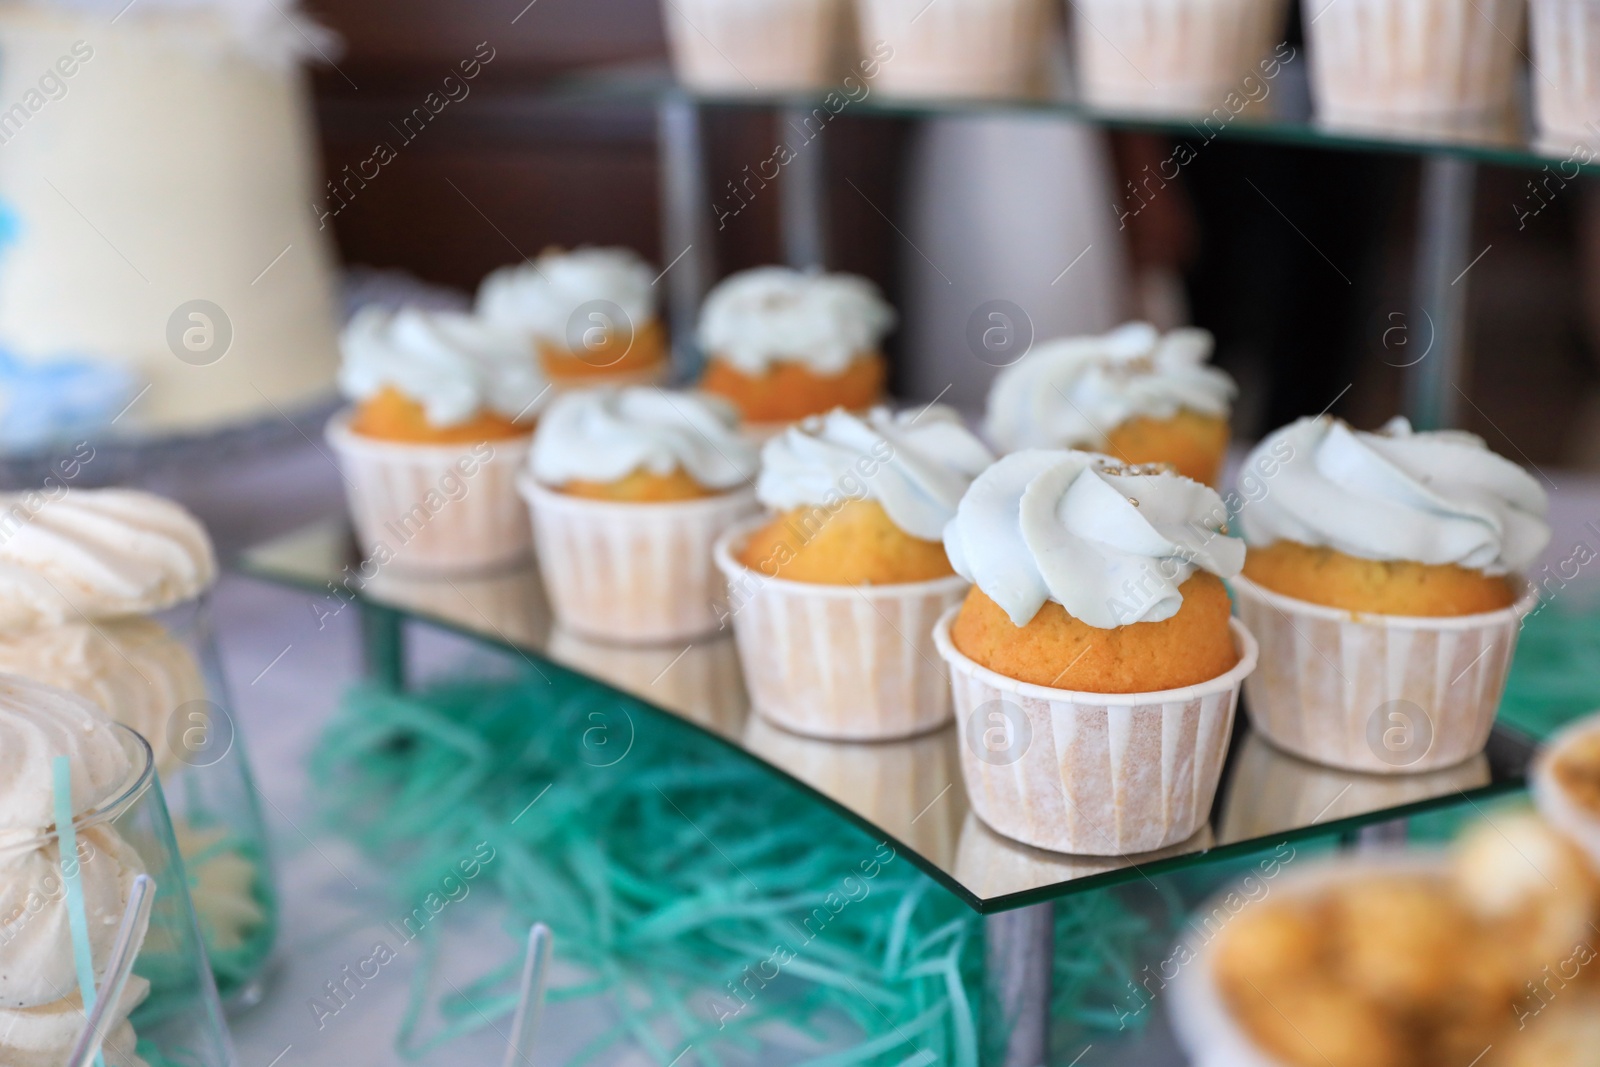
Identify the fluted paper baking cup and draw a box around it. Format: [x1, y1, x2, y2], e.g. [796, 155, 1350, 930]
[1073, 0, 1289, 114]
[1231, 574, 1536, 776]
[936, 609, 1257, 855]
[1531, 713, 1600, 869]
[663, 0, 848, 92]
[1168, 852, 1442, 1067]
[1304, 0, 1525, 121]
[713, 518, 968, 740]
[1531, 0, 1600, 147]
[326, 410, 533, 574]
[523, 476, 759, 644]
[858, 0, 1052, 98]
[954, 813, 1213, 898]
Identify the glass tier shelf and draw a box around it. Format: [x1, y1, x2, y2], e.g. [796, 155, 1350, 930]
[502, 59, 1593, 174]
[239, 518, 1536, 915]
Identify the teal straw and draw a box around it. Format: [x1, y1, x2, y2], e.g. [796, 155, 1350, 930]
[52, 756, 105, 1067]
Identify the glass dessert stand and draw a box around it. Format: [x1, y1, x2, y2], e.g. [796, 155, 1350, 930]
[240, 518, 1536, 1065]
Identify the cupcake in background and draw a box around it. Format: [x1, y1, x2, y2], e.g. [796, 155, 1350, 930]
[937, 449, 1256, 853]
[521, 387, 760, 643]
[1304, 0, 1525, 131]
[1071, 0, 1289, 115]
[477, 247, 668, 389]
[1530, 0, 1600, 150]
[328, 306, 548, 572]
[984, 322, 1236, 486]
[662, 0, 849, 93]
[857, 0, 1053, 98]
[1533, 710, 1600, 868]
[1234, 416, 1549, 774]
[715, 405, 994, 739]
[698, 267, 895, 430]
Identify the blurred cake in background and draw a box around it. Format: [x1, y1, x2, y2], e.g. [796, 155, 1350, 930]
[0, 0, 342, 450]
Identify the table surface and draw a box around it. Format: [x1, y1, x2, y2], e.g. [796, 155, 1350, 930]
[162, 438, 1600, 1066]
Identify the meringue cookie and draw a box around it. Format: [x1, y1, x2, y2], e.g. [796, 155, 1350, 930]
[339, 306, 548, 428]
[757, 406, 996, 541]
[0, 618, 207, 777]
[698, 267, 896, 376]
[0, 975, 150, 1067]
[476, 247, 657, 344]
[984, 322, 1236, 452]
[1239, 416, 1550, 575]
[0, 827, 146, 1008]
[943, 449, 1244, 629]
[530, 387, 758, 491]
[0, 489, 216, 630]
[0, 675, 133, 836]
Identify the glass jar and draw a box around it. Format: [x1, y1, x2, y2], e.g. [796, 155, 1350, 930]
[1, 725, 237, 1066]
[0, 594, 277, 1004]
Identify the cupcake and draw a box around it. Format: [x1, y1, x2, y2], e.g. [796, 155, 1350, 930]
[1072, 0, 1290, 114]
[714, 405, 995, 739]
[1170, 815, 1600, 1067]
[856, 0, 1053, 98]
[328, 305, 548, 573]
[662, 0, 849, 92]
[1234, 416, 1549, 774]
[1533, 711, 1600, 867]
[936, 449, 1257, 853]
[1304, 0, 1526, 129]
[1530, 0, 1600, 148]
[476, 247, 668, 388]
[521, 386, 760, 643]
[697, 267, 895, 429]
[984, 322, 1236, 487]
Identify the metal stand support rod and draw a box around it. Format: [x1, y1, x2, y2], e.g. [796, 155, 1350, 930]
[657, 92, 716, 383]
[984, 902, 1054, 1067]
[1405, 157, 1479, 431]
[779, 105, 830, 270]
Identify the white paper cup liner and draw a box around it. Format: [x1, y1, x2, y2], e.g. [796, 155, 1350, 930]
[1531, 0, 1600, 147]
[1531, 713, 1600, 870]
[326, 410, 533, 574]
[1217, 731, 1491, 842]
[1304, 0, 1525, 121]
[547, 627, 749, 738]
[1168, 851, 1444, 1067]
[954, 813, 1213, 898]
[1231, 574, 1536, 776]
[713, 517, 968, 740]
[858, 0, 1052, 98]
[663, 0, 848, 92]
[1073, 0, 1290, 114]
[936, 609, 1258, 855]
[522, 476, 759, 644]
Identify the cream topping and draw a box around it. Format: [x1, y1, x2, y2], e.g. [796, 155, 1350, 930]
[0, 675, 133, 834]
[984, 322, 1235, 452]
[338, 306, 548, 428]
[756, 406, 996, 541]
[698, 267, 895, 376]
[476, 247, 657, 344]
[0, 490, 216, 630]
[944, 449, 1243, 628]
[0, 976, 148, 1065]
[1238, 416, 1550, 574]
[529, 387, 758, 491]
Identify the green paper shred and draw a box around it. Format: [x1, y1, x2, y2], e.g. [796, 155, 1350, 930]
[1500, 597, 1600, 739]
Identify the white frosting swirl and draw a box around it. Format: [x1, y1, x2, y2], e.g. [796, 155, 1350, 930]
[530, 387, 758, 491]
[0, 490, 216, 631]
[1239, 416, 1551, 574]
[985, 322, 1236, 452]
[944, 449, 1244, 629]
[476, 247, 657, 344]
[0, 827, 146, 1008]
[757, 406, 996, 541]
[0, 976, 149, 1067]
[698, 267, 896, 376]
[0, 675, 134, 835]
[339, 307, 548, 428]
